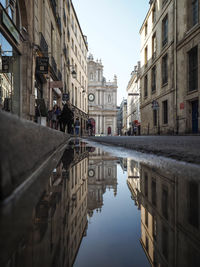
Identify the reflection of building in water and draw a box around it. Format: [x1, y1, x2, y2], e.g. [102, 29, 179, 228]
[127, 158, 141, 209]
[5, 142, 89, 267]
[87, 147, 118, 217]
[66, 143, 88, 267]
[139, 163, 200, 267]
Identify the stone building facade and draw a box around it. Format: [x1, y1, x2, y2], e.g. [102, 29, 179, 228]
[126, 63, 141, 135]
[1, 0, 88, 131]
[0, 0, 34, 118]
[87, 54, 117, 136]
[176, 0, 200, 134]
[140, 0, 200, 135]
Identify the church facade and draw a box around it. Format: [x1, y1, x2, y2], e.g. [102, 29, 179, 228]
[87, 54, 118, 135]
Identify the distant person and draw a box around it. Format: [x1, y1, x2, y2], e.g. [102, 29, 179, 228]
[60, 102, 74, 133]
[74, 117, 80, 136]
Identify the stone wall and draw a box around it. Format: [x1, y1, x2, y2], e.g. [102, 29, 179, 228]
[0, 111, 70, 200]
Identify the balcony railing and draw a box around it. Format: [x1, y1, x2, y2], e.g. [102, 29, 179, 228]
[63, 9, 66, 25]
[63, 45, 68, 58]
[51, 56, 57, 75]
[57, 16, 61, 33]
[39, 32, 48, 53]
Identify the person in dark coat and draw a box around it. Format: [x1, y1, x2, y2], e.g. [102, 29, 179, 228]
[60, 102, 74, 133]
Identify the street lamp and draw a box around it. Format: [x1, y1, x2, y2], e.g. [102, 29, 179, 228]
[71, 69, 77, 79]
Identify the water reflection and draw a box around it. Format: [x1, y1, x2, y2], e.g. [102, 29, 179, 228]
[127, 159, 200, 266]
[3, 142, 200, 267]
[4, 140, 89, 267]
[87, 147, 118, 217]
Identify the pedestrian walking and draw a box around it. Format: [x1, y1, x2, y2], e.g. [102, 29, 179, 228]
[59, 102, 74, 133]
[51, 105, 58, 129]
[74, 117, 80, 136]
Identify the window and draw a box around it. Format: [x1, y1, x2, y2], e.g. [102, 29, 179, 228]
[163, 100, 168, 124]
[152, 215, 157, 240]
[151, 66, 156, 92]
[72, 83, 74, 104]
[144, 75, 148, 98]
[145, 208, 148, 226]
[145, 23, 148, 36]
[192, 0, 199, 26]
[71, 38, 74, 50]
[152, 34, 156, 59]
[152, 179, 157, 205]
[162, 54, 168, 85]
[162, 186, 168, 219]
[98, 69, 101, 81]
[75, 87, 77, 106]
[144, 46, 148, 66]
[90, 72, 93, 81]
[188, 46, 198, 92]
[152, 5, 156, 23]
[75, 45, 77, 56]
[162, 226, 169, 260]
[145, 173, 148, 197]
[162, 15, 168, 47]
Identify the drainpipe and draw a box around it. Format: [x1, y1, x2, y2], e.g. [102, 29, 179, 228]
[174, 0, 178, 134]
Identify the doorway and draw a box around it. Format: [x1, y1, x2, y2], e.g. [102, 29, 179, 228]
[107, 127, 111, 135]
[192, 100, 198, 133]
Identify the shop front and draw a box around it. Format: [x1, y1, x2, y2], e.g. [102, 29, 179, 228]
[0, 3, 22, 116]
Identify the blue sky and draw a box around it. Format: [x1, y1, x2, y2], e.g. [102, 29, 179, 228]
[73, 0, 149, 105]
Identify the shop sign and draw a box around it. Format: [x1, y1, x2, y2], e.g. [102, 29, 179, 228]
[1, 56, 10, 73]
[36, 57, 49, 74]
[180, 102, 184, 110]
[50, 80, 63, 88]
[62, 93, 69, 101]
[2, 10, 20, 43]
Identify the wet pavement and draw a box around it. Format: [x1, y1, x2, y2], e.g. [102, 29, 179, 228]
[0, 139, 200, 267]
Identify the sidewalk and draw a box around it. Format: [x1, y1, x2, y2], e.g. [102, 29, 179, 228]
[89, 136, 200, 164]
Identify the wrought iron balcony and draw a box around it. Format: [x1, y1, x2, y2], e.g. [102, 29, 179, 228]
[63, 9, 66, 25]
[51, 56, 57, 75]
[57, 16, 61, 33]
[63, 45, 68, 58]
[39, 32, 48, 54]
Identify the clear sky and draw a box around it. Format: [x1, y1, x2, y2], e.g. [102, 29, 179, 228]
[73, 0, 150, 105]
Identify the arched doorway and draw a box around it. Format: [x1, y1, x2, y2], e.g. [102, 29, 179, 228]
[107, 127, 111, 135]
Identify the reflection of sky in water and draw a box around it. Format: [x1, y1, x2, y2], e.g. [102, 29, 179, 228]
[74, 165, 149, 267]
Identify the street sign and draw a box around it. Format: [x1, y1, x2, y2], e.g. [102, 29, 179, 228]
[36, 57, 49, 74]
[152, 100, 159, 110]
